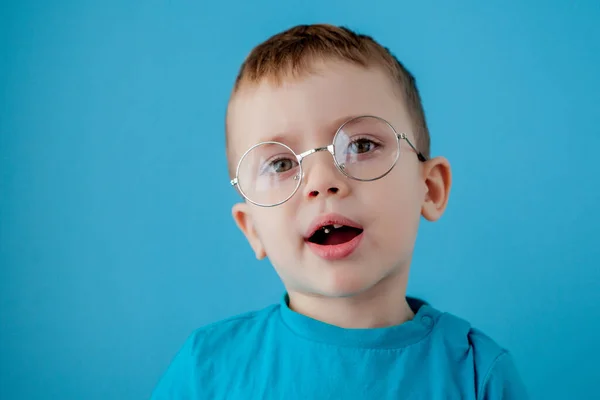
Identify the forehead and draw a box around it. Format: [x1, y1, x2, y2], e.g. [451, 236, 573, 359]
[227, 61, 411, 156]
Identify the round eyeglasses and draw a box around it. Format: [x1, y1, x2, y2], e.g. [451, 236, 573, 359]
[230, 115, 427, 207]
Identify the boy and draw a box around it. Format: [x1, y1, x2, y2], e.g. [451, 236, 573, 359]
[152, 24, 527, 399]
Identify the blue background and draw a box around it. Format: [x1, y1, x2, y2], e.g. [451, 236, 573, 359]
[1, 1, 599, 399]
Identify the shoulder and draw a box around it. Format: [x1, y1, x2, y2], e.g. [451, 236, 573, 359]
[427, 308, 528, 399]
[185, 303, 280, 353]
[428, 307, 507, 360]
[150, 303, 280, 399]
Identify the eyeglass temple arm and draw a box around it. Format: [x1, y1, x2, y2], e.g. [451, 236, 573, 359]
[399, 133, 427, 162]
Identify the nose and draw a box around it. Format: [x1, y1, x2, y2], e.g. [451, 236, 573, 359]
[302, 151, 350, 200]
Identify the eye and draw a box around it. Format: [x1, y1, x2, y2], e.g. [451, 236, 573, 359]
[348, 138, 380, 154]
[264, 157, 298, 174]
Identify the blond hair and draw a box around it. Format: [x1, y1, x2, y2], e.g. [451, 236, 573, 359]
[226, 24, 431, 175]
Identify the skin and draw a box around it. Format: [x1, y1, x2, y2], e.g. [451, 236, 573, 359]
[227, 59, 452, 329]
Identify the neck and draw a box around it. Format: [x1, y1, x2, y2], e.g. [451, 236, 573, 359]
[287, 270, 414, 329]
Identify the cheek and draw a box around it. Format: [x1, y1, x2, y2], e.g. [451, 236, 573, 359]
[253, 209, 299, 259]
[362, 173, 423, 240]
[365, 168, 423, 211]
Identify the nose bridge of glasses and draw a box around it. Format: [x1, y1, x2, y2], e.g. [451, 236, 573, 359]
[296, 144, 341, 184]
[297, 144, 334, 162]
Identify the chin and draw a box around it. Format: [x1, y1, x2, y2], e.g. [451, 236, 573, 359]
[313, 271, 383, 298]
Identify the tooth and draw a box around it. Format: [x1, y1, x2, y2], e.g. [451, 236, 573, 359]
[333, 224, 343, 229]
[323, 228, 330, 234]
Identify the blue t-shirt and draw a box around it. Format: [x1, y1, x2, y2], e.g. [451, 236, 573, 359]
[151, 296, 527, 399]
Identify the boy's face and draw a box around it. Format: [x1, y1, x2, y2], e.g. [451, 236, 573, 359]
[228, 60, 450, 299]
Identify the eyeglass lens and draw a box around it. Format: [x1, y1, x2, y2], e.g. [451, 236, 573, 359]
[236, 116, 400, 206]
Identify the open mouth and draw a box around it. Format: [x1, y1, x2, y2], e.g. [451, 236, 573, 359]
[307, 224, 364, 246]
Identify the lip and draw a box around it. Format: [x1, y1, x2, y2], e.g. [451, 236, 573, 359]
[306, 232, 364, 261]
[304, 213, 364, 239]
[304, 213, 364, 261]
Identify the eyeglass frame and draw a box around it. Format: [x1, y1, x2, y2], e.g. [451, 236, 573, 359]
[230, 115, 427, 207]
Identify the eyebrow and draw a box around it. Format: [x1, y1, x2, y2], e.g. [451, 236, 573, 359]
[255, 114, 365, 146]
[329, 114, 363, 130]
[255, 133, 296, 146]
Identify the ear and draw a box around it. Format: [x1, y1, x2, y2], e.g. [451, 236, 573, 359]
[421, 156, 452, 221]
[232, 202, 267, 260]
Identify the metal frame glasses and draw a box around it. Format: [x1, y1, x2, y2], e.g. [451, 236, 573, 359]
[230, 115, 427, 207]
